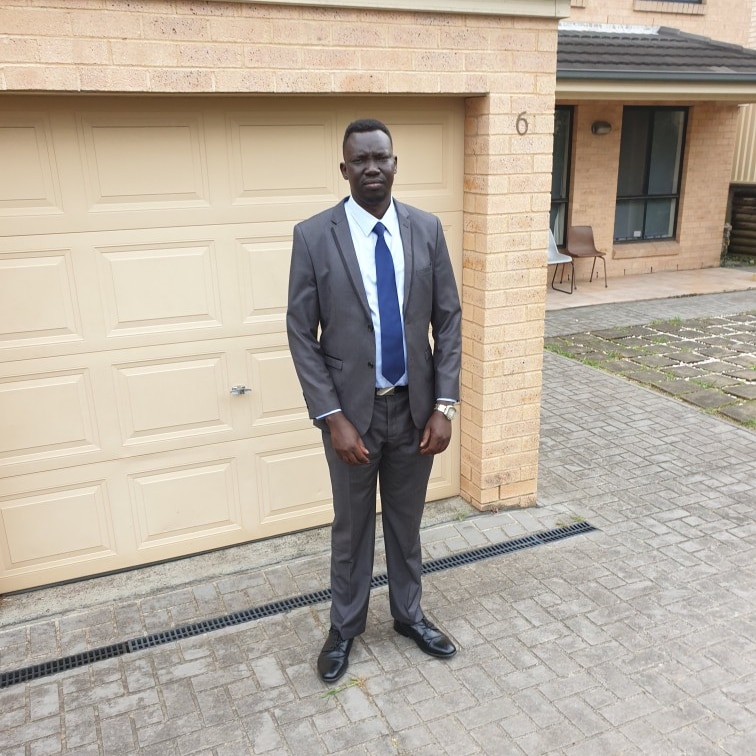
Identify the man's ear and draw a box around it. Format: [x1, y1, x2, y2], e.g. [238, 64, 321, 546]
[339, 162, 348, 179]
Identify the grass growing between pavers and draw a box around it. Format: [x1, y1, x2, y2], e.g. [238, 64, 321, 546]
[545, 312, 756, 430]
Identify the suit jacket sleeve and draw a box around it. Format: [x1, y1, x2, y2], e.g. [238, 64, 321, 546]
[286, 221, 341, 420]
[428, 215, 462, 402]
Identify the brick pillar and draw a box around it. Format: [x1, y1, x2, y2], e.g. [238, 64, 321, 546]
[460, 75, 554, 510]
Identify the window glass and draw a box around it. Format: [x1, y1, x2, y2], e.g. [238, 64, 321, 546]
[616, 110, 649, 197]
[648, 110, 684, 195]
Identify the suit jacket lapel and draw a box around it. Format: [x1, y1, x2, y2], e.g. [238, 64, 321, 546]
[330, 201, 371, 320]
[396, 200, 413, 310]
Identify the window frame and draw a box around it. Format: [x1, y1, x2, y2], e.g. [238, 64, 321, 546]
[550, 105, 573, 247]
[614, 105, 688, 244]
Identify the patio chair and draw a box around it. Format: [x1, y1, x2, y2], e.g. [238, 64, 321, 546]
[565, 225, 607, 287]
[547, 229, 575, 294]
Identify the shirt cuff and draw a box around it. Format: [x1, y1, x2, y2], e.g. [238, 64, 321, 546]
[316, 408, 342, 420]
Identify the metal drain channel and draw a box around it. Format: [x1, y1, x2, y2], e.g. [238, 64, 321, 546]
[0, 521, 595, 689]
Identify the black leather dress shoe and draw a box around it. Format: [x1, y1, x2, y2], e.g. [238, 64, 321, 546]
[394, 617, 457, 658]
[317, 627, 353, 683]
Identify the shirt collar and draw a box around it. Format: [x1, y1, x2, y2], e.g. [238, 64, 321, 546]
[345, 196, 399, 238]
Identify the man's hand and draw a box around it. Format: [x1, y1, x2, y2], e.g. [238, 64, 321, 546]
[419, 410, 452, 456]
[326, 412, 370, 465]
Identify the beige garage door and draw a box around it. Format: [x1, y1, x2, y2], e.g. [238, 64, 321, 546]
[0, 96, 464, 593]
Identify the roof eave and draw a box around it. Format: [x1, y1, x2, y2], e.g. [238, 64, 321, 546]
[556, 77, 756, 103]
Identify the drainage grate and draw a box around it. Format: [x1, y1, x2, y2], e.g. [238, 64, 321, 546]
[0, 521, 595, 689]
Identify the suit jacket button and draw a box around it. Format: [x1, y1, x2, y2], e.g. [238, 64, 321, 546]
[368, 361, 374, 368]
[368, 324, 374, 332]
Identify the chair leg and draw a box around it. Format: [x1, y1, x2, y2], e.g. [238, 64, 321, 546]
[588, 256, 608, 287]
[550, 263, 574, 294]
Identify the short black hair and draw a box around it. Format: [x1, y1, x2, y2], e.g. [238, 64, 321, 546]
[343, 118, 393, 152]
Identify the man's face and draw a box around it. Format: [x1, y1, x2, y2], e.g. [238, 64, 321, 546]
[340, 129, 397, 216]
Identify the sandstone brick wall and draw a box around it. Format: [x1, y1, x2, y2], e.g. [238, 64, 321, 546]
[569, 0, 751, 47]
[0, 0, 561, 510]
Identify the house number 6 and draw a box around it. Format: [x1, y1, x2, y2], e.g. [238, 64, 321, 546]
[516, 112, 528, 135]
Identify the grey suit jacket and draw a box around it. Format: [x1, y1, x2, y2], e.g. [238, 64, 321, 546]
[286, 198, 461, 436]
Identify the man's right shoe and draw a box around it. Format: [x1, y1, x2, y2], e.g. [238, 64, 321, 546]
[317, 627, 353, 683]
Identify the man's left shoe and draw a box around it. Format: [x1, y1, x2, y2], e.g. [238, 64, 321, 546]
[393, 617, 457, 658]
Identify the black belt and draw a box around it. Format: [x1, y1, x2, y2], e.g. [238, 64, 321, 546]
[375, 385, 408, 396]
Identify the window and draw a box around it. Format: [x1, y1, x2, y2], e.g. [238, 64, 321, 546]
[614, 107, 687, 242]
[550, 106, 573, 246]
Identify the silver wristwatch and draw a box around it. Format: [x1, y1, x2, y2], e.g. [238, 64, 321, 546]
[434, 403, 457, 420]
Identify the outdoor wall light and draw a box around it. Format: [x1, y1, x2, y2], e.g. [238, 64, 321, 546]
[591, 120, 612, 135]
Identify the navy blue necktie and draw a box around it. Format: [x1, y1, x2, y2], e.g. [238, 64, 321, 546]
[373, 222, 405, 385]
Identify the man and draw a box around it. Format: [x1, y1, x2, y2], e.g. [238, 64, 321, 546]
[286, 118, 462, 683]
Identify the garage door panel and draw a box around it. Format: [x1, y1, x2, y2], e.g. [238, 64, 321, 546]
[0, 111, 62, 216]
[246, 345, 308, 425]
[79, 112, 210, 211]
[129, 458, 242, 551]
[255, 441, 333, 535]
[228, 112, 340, 202]
[0, 249, 83, 348]
[0, 481, 116, 571]
[0, 369, 100, 466]
[97, 240, 223, 337]
[427, 425, 459, 501]
[114, 353, 233, 446]
[238, 236, 291, 322]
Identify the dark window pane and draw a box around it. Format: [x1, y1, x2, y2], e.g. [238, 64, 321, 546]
[648, 110, 684, 195]
[550, 204, 566, 245]
[551, 108, 571, 200]
[645, 198, 676, 238]
[616, 109, 649, 196]
[614, 199, 645, 241]
[550, 106, 572, 245]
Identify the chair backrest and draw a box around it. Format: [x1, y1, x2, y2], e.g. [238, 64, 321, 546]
[547, 229, 571, 264]
[567, 225, 600, 255]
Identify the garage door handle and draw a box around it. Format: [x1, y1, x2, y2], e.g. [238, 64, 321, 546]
[230, 385, 250, 395]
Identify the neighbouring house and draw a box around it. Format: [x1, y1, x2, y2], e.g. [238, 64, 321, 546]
[553, 0, 756, 280]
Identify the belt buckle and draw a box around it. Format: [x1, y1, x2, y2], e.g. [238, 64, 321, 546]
[376, 387, 395, 396]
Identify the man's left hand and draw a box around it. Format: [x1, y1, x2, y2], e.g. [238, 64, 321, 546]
[419, 410, 452, 455]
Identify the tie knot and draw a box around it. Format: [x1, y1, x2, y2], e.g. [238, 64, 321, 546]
[373, 222, 386, 238]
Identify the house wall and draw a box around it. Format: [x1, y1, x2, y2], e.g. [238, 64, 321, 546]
[568, 0, 751, 45]
[0, 0, 561, 514]
[567, 100, 739, 275]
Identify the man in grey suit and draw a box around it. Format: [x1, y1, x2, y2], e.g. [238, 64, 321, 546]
[286, 118, 462, 683]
